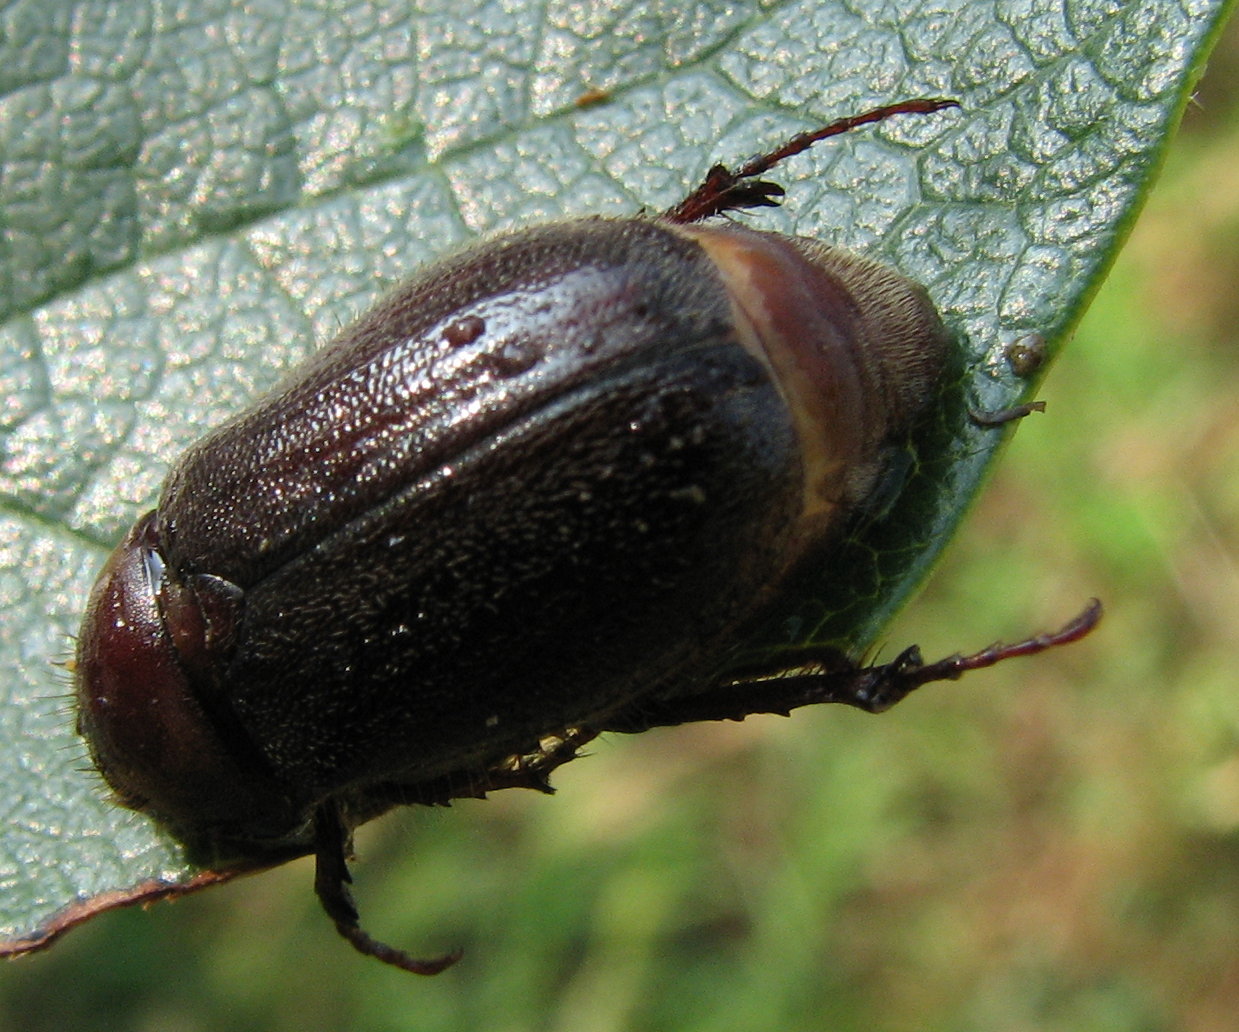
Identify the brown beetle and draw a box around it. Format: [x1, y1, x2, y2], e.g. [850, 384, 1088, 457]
[62, 99, 1100, 974]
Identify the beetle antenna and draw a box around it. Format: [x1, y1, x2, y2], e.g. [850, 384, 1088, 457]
[664, 97, 959, 225]
[313, 800, 462, 975]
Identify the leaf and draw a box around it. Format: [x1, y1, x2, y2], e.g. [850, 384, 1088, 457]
[0, 0, 1230, 957]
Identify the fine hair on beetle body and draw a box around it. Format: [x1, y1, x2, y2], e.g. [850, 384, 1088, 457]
[53, 97, 1101, 976]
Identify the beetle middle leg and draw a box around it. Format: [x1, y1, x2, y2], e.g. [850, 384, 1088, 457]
[600, 599, 1101, 732]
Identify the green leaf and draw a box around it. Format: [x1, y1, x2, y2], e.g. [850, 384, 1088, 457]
[0, 0, 1230, 962]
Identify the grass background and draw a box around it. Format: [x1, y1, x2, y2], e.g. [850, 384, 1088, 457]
[2, 22, 1238, 1032]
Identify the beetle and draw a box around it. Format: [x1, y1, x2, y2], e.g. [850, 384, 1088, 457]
[69, 98, 1100, 974]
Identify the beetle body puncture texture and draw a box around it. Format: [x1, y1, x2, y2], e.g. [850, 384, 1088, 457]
[68, 99, 1100, 975]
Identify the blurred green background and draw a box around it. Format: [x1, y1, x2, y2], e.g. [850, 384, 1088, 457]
[4, 25, 1239, 1032]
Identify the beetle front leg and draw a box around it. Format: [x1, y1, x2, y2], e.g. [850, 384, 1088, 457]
[602, 600, 1101, 733]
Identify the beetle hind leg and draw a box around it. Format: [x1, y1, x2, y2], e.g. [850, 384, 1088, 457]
[312, 800, 462, 975]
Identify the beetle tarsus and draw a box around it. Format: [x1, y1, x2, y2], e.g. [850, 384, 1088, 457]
[832, 598, 1104, 712]
[899, 598, 1103, 686]
[664, 97, 959, 224]
[313, 801, 461, 976]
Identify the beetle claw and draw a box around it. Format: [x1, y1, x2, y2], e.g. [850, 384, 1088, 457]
[970, 400, 1047, 426]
